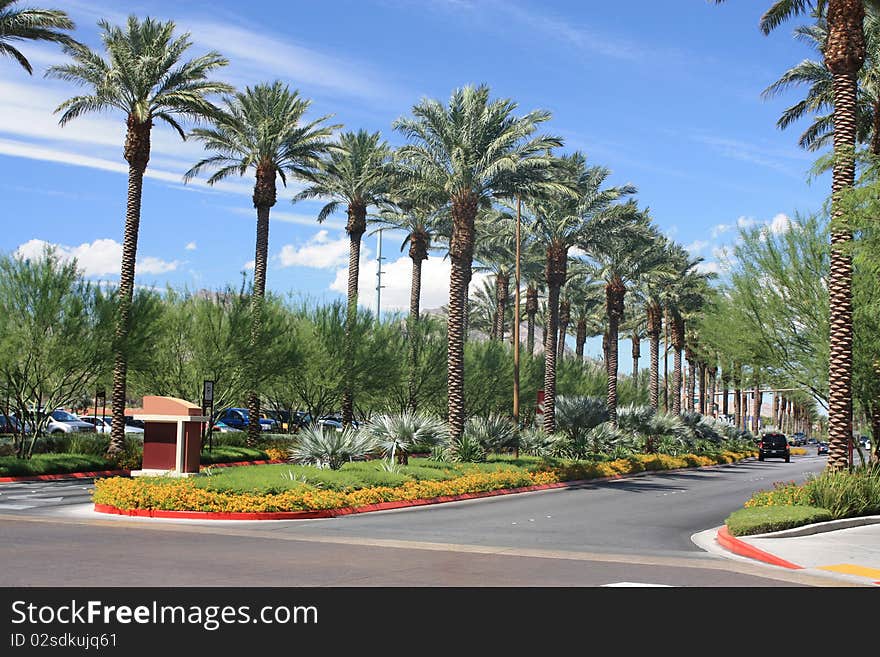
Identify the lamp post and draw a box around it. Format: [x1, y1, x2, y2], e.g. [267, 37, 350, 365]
[375, 228, 386, 323]
[513, 195, 521, 456]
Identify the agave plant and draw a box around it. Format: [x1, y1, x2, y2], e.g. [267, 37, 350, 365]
[517, 427, 553, 457]
[615, 404, 693, 452]
[365, 411, 448, 465]
[549, 422, 631, 460]
[554, 396, 609, 441]
[464, 414, 517, 453]
[289, 424, 377, 470]
[443, 434, 487, 463]
[680, 412, 725, 443]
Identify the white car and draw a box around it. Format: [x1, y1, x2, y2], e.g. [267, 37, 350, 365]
[79, 415, 144, 434]
[46, 409, 96, 434]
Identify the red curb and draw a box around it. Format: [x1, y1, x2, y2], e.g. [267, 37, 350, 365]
[716, 525, 803, 570]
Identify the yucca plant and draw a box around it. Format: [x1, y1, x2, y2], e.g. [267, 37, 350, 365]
[289, 424, 377, 470]
[554, 395, 609, 441]
[616, 404, 693, 452]
[517, 427, 552, 457]
[365, 411, 447, 465]
[464, 414, 517, 453]
[549, 422, 630, 460]
[443, 434, 487, 463]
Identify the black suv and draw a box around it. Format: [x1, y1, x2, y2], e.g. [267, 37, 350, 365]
[758, 432, 790, 462]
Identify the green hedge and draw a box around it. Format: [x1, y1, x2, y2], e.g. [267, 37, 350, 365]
[725, 505, 834, 536]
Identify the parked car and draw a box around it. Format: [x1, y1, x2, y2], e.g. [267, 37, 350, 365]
[124, 416, 145, 430]
[214, 408, 273, 432]
[317, 414, 360, 432]
[46, 409, 96, 434]
[758, 432, 790, 462]
[807, 437, 818, 445]
[0, 412, 23, 434]
[211, 420, 241, 433]
[792, 432, 807, 446]
[79, 415, 144, 434]
[817, 441, 829, 456]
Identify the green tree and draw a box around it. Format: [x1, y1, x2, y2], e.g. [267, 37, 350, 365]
[392, 84, 564, 440]
[0, 0, 74, 74]
[48, 16, 230, 456]
[185, 81, 335, 445]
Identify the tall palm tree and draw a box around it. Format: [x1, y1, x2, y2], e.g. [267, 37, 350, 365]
[295, 130, 394, 427]
[473, 210, 518, 341]
[566, 267, 604, 363]
[185, 82, 336, 444]
[393, 85, 564, 440]
[49, 16, 230, 456]
[665, 267, 712, 416]
[527, 153, 636, 433]
[718, 0, 880, 470]
[518, 235, 547, 355]
[582, 205, 666, 427]
[640, 239, 679, 412]
[0, 0, 74, 74]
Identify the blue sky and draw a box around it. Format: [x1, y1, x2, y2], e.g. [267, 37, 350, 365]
[0, 0, 830, 362]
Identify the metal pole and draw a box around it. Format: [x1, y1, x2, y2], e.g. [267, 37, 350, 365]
[513, 195, 521, 451]
[375, 228, 385, 323]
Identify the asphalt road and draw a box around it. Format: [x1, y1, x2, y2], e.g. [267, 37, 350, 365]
[0, 451, 843, 587]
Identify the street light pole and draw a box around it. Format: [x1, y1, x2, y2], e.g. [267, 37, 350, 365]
[375, 228, 386, 323]
[513, 195, 521, 455]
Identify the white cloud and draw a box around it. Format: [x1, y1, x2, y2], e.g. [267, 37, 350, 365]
[769, 213, 792, 234]
[15, 238, 178, 277]
[330, 255, 491, 312]
[185, 242, 197, 251]
[138, 256, 180, 275]
[711, 223, 731, 239]
[243, 260, 255, 271]
[685, 240, 708, 254]
[278, 230, 368, 270]
[737, 216, 757, 230]
[695, 261, 721, 275]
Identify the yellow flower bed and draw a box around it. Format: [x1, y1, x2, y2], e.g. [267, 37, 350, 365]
[94, 450, 756, 514]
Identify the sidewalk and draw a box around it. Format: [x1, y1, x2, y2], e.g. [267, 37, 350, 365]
[696, 516, 880, 587]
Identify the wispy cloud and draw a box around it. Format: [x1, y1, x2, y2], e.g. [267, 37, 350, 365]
[15, 238, 179, 278]
[227, 207, 345, 230]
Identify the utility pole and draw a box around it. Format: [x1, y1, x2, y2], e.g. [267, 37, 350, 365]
[375, 228, 386, 323]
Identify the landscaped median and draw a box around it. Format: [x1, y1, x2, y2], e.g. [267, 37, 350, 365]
[93, 450, 755, 519]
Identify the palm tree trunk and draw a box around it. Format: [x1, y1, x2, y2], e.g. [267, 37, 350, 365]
[109, 118, 151, 457]
[494, 271, 508, 342]
[246, 164, 276, 447]
[526, 285, 537, 354]
[742, 389, 749, 432]
[752, 380, 761, 435]
[542, 245, 567, 434]
[407, 246, 425, 412]
[663, 311, 670, 413]
[722, 377, 729, 418]
[698, 363, 706, 415]
[575, 319, 587, 362]
[671, 312, 684, 415]
[342, 201, 367, 427]
[543, 283, 560, 434]
[648, 327, 660, 413]
[631, 329, 640, 391]
[734, 385, 742, 430]
[448, 193, 477, 440]
[605, 279, 625, 427]
[557, 299, 570, 364]
[824, 0, 864, 471]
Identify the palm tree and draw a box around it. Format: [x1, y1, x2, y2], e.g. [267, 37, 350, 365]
[49, 16, 230, 456]
[393, 85, 564, 440]
[472, 210, 518, 341]
[295, 130, 394, 427]
[527, 153, 635, 433]
[717, 0, 880, 469]
[665, 268, 712, 416]
[640, 239, 679, 412]
[568, 278, 604, 362]
[518, 234, 547, 355]
[581, 205, 665, 426]
[185, 82, 336, 445]
[0, 0, 74, 74]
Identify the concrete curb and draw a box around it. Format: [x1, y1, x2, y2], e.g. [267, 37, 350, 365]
[716, 526, 803, 570]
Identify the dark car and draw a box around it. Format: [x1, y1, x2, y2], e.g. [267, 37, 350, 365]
[758, 432, 790, 462]
[215, 408, 273, 432]
[817, 442, 829, 456]
[792, 432, 807, 446]
[0, 413, 22, 433]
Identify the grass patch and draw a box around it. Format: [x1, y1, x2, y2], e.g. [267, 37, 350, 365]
[726, 505, 833, 536]
[200, 446, 267, 465]
[0, 453, 115, 477]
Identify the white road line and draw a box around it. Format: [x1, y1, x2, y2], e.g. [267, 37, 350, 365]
[601, 582, 673, 587]
[0, 503, 35, 510]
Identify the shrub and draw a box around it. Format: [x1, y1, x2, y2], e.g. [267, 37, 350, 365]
[806, 466, 880, 518]
[549, 422, 628, 460]
[443, 433, 487, 463]
[289, 424, 378, 470]
[365, 412, 448, 463]
[554, 395, 608, 440]
[517, 428, 552, 457]
[463, 414, 517, 453]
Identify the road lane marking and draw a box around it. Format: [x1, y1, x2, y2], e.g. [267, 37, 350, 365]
[816, 564, 880, 579]
[602, 582, 672, 587]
